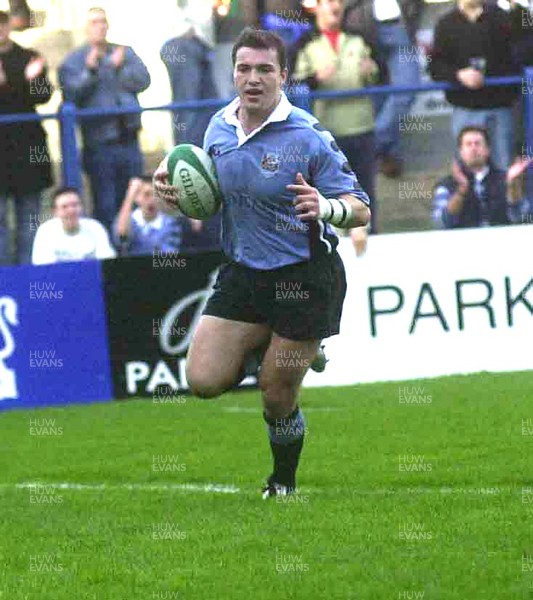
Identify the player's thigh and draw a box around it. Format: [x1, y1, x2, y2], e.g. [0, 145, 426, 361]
[186, 315, 270, 388]
[259, 334, 320, 396]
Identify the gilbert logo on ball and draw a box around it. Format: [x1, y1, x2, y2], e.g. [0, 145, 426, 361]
[166, 144, 222, 220]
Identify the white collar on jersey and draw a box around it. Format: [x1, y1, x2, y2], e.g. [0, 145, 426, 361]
[222, 91, 292, 147]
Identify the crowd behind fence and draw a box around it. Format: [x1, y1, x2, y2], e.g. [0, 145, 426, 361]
[1, 72, 531, 197]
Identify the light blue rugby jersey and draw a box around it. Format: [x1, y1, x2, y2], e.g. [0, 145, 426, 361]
[203, 92, 370, 270]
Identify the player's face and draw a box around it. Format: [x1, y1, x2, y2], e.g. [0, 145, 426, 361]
[137, 182, 158, 220]
[459, 132, 490, 169]
[86, 11, 108, 45]
[234, 47, 288, 117]
[316, 0, 345, 29]
[54, 192, 82, 232]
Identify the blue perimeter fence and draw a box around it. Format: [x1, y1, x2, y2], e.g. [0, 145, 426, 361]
[1, 70, 533, 197]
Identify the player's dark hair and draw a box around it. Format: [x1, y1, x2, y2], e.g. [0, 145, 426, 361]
[51, 186, 82, 208]
[457, 126, 490, 148]
[0, 11, 9, 24]
[232, 27, 287, 71]
[140, 175, 153, 184]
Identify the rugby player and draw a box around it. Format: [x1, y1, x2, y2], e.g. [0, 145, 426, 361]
[153, 28, 370, 498]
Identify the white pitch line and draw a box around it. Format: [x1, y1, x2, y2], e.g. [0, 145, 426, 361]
[325, 486, 515, 496]
[1, 482, 239, 494]
[0, 482, 520, 497]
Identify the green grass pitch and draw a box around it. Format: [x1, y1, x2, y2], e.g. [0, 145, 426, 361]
[0, 371, 532, 599]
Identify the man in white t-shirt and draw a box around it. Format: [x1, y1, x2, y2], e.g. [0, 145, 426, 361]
[31, 187, 116, 264]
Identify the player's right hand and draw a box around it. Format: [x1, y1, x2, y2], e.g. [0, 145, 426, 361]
[153, 156, 180, 209]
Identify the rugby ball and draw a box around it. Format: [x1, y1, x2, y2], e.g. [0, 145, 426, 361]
[166, 144, 222, 219]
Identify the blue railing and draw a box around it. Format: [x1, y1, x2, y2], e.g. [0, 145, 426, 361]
[1, 70, 531, 196]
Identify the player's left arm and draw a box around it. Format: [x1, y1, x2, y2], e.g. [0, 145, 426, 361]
[287, 126, 371, 228]
[335, 190, 370, 228]
[287, 172, 370, 229]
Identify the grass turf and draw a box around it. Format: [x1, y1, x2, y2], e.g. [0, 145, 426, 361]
[0, 371, 532, 599]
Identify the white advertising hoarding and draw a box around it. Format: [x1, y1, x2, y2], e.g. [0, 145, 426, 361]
[304, 225, 533, 387]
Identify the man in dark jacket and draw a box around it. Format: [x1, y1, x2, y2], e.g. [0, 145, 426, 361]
[432, 126, 529, 228]
[0, 10, 53, 264]
[59, 7, 150, 233]
[344, 0, 424, 177]
[429, 0, 519, 170]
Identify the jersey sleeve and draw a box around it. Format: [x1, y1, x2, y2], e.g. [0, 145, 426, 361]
[308, 124, 370, 206]
[202, 113, 220, 153]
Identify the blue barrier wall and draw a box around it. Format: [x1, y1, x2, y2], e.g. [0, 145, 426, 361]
[0, 254, 228, 411]
[0, 261, 113, 410]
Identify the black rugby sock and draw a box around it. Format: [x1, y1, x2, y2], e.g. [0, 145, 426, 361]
[264, 406, 306, 488]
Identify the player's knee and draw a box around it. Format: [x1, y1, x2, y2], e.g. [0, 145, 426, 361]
[186, 372, 222, 398]
[188, 381, 222, 399]
[186, 364, 232, 399]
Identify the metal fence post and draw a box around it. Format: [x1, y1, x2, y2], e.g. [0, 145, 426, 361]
[59, 101, 82, 191]
[524, 67, 533, 201]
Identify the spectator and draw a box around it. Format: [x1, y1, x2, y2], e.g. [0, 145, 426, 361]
[432, 126, 530, 229]
[344, 0, 424, 178]
[0, 10, 53, 265]
[114, 176, 181, 256]
[59, 7, 150, 233]
[509, 0, 533, 157]
[292, 0, 380, 234]
[178, 213, 222, 255]
[510, 0, 533, 68]
[161, 26, 218, 147]
[429, 0, 518, 170]
[32, 187, 115, 264]
[505, 156, 533, 224]
[8, 0, 30, 31]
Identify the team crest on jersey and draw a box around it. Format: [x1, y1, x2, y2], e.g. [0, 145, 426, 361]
[260, 153, 281, 176]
